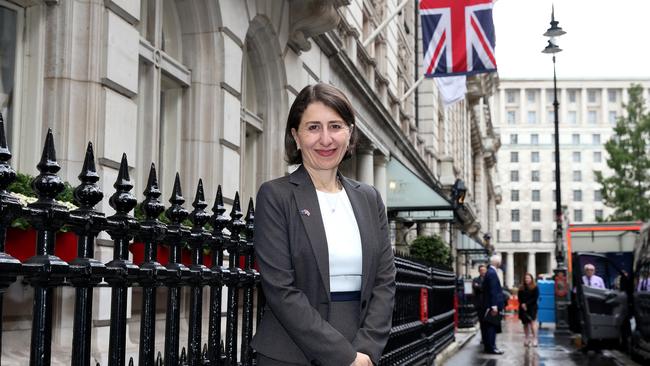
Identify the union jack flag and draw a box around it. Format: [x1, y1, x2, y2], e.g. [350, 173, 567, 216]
[420, 0, 497, 77]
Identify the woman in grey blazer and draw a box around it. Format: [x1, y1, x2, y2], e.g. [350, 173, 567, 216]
[251, 83, 396, 366]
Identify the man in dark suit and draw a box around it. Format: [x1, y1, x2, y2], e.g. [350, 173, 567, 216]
[482, 255, 505, 354]
[472, 264, 487, 343]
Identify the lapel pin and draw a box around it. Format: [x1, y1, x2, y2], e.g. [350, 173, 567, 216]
[300, 209, 311, 217]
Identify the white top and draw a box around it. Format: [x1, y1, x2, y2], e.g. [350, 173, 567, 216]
[316, 188, 363, 292]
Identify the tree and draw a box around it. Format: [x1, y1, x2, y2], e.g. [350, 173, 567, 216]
[409, 234, 451, 267]
[595, 84, 650, 221]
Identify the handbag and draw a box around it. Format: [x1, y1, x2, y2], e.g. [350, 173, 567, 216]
[483, 308, 501, 327]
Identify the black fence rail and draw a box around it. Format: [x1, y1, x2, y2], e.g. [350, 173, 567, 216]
[456, 279, 478, 329]
[380, 256, 456, 366]
[0, 121, 261, 366]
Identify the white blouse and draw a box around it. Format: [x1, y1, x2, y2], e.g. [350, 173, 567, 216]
[316, 188, 363, 292]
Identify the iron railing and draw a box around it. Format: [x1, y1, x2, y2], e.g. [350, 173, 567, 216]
[0, 118, 457, 366]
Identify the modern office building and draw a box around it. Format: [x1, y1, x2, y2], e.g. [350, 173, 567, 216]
[493, 78, 650, 288]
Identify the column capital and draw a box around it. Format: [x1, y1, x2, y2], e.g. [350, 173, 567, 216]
[373, 153, 389, 166]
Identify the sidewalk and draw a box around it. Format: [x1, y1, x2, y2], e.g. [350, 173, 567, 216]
[443, 316, 640, 366]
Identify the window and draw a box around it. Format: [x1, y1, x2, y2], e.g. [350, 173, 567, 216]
[531, 151, 540, 162]
[568, 90, 577, 103]
[511, 209, 520, 222]
[510, 170, 519, 182]
[528, 111, 537, 124]
[531, 170, 540, 182]
[546, 89, 555, 104]
[510, 134, 518, 144]
[531, 134, 539, 144]
[532, 229, 542, 242]
[507, 110, 516, 124]
[593, 151, 602, 162]
[572, 133, 580, 144]
[608, 89, 617, 103]
[547, 110, 554, 123]
[595, 209, 604, 220]
[532, 209, 541, 222]
[573, 151, 581, 162]
[527, 90, 536, 103]
[552, 169, 556, 181]
[0, 3, 20, 149]
[553, 189, 557, 201]
[574, 209, 583, 222]
[511, 190, 519, 202]
[512, 230, 521, 242]
[567, 111, 577, 124]
[137, 0, 192, 198]
[594, 190, 602, 201]
[609, 111, 617, 124]
[588, 89, 598, 103]
[506, 90, 516, 103]
[573, 190, 582, 201]
[592, 134, 601, 144]
[532, 190, 541, 201]
[510, 151, 519, 162]
[573, 170, 582, 181]
[588, 110, 598, 124]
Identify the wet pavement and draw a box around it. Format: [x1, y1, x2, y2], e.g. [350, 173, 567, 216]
[444, 316, 640, 366]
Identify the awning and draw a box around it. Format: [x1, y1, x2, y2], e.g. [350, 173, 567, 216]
[386, 158, 453, 222]
[457, 233, 488, 254]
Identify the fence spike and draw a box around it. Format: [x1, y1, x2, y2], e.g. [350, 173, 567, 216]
[128, 357, 134, 366]
[37, 128, 60, 174]
[74, 142, 103, 209]
[211, 185, 229, 233]
[202, 343, 208, 359]
[245, 197, 255, 235]
[190, 179, 209, 228]
[142, 162, 164, 220]
[165, 172, 189, 224]
[109, 154, 137, 214]
[180, 347, 187, 363]
[156, 351, 163, 366]
[33, 129, 64, 201]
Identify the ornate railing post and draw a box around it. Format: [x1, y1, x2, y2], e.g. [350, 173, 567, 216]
[22, 129, 70, 366]
[208, 186, 228, 365]
[68, 142, 106, 366]
[105, 154, 140, 366]
[239, 198, 257, 366]
[224, 192, 246, 366]
[163, 173, 190, 366]
[136, 164, 167, 366]
[0, 114, 23, 365]
[186, 180, 212, 366]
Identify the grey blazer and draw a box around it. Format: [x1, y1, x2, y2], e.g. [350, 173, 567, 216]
[251, 165, 396, 366]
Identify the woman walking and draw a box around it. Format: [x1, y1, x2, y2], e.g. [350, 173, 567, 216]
[251, 83, 396, 366]
[519, 273, 539, 347]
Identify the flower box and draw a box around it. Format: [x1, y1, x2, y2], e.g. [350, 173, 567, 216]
[5, 228, 78, 262]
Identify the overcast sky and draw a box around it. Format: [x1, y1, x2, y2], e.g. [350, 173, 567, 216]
[493, 0, 650, 79]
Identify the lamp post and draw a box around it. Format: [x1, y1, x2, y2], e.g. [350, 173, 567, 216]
[542, 6, 570, 333]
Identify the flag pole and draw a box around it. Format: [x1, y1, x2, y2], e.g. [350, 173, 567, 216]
[362, 0, 412, 48]
[401, 75, 426, 103]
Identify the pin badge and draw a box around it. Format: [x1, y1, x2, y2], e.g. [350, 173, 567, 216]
[300, 209, 311, 217]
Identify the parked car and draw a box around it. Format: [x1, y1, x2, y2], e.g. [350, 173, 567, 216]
[631, 224, 650, 362]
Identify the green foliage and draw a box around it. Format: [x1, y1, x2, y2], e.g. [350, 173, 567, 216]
[409, 234, 451, 267]
[596, 84, 650, 221]
[7, 172, 76, 230]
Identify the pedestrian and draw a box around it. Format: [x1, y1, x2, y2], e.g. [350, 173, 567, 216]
[482, 254, 505, 354]
[518, 273, 539, 347]
[473, 264, 487, 344]
[582, 263, 606, 289]
[251, 83, 396, 366]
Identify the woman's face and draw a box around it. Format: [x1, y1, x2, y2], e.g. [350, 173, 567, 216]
[291, 101, 352, 174]
[524, 274, 532, 285]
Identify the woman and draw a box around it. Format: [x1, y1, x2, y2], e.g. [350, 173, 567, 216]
[251, 83, 396, 366]
[518, 273, 539, 347]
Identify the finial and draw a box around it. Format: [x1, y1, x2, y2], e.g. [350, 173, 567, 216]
[142, 163, 164, 220]
[74, 142, 103, 209]
[165, 172, 189, 224]
[109, 153, 137, 214]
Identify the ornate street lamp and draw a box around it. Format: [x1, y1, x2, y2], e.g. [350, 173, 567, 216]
[542, 5, 570, 333]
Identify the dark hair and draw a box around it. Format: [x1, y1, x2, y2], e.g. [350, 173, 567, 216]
[478, 264, 487, 270]
[284, 83, 359, 165]
[520, 272, 537, 291]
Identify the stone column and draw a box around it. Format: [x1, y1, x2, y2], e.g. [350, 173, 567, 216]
[373, 154, 388, 203]
[356, 145, 375, 186]
[506, 251, 515, 289]
[527, 251, 537, 277]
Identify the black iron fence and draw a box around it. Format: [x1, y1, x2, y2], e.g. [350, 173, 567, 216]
[380, 256, 456, 365]
[0, 119, 457, 366]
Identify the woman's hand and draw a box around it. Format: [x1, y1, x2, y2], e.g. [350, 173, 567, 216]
[522, 303, 527, 311]
[350, 352, 372, 366]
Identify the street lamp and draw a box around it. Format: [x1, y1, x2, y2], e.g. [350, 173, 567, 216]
[542, 5, 570, 333]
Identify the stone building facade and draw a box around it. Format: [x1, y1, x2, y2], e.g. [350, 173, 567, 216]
[493, 78, 650, 288]
[0, 0, 499, 363]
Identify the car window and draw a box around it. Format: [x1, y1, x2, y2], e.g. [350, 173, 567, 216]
[636, 263, 650, 292]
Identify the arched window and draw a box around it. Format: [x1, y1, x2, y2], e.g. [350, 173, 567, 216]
[137, 0, 191, 197]
[241, 43, 264, 203]
[0, 1, 23, 151]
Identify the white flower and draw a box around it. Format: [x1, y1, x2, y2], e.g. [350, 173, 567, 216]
[10, 192, 78, 210]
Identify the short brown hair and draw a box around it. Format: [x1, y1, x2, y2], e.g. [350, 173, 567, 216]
[520, 272, 537, 290]
[284, 83, 358, 165]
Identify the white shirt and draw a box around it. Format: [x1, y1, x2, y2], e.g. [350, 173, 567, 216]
[316, 188, 363, 292]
